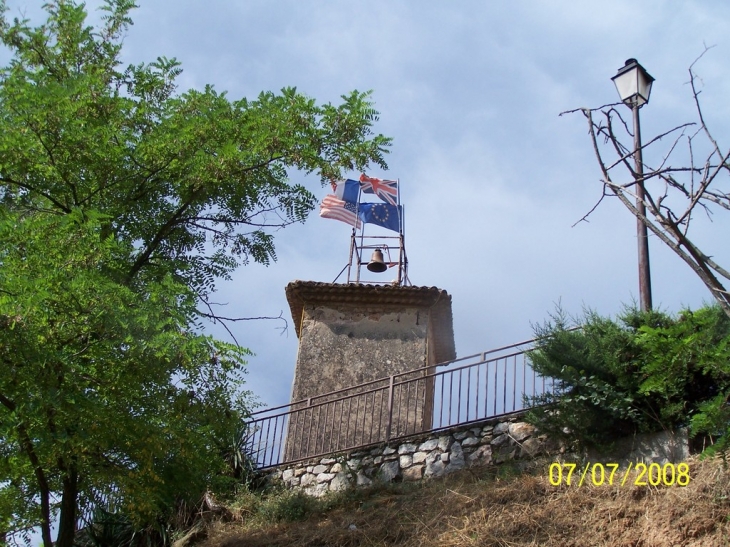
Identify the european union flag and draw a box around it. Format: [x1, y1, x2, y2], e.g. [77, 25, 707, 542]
[358, 202, 401, 233]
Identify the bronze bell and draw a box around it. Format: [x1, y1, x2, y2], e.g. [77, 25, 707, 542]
[366, 249, 388, 273]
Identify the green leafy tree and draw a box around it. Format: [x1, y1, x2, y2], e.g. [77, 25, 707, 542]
[0, 1, 391, 545]
[1, 210, 252, 545]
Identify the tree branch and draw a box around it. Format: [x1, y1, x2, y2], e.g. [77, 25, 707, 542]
[197, 297, 289, 339]
[125, 189, 203, 281]
[571, 52, 730, 318]
[0, 176, 72, 214]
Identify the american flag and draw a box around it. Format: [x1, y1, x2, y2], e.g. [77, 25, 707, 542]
[359, 174, 399, 206]
[319, 194, 362, 228]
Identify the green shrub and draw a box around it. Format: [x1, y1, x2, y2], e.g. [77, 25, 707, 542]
[257, 490, 319, 523]
[525, 305, 730, 454]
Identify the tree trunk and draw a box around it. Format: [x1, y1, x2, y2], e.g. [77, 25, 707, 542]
[0, 393, 54, 547]
[56, 467, 79, 547]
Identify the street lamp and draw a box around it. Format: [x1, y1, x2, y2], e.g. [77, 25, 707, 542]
[611, 58, 655, 311]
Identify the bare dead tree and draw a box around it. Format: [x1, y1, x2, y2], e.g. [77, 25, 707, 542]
[562, 49, 730, 318]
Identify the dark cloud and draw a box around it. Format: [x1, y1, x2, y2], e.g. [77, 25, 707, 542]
[3, 0, 730, 410]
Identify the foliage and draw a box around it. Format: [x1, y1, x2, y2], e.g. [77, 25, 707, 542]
[75, 508, 171, 547]
[0, 0, 390, 302]
[0, 210, 251, 542]
[525, 305, 730, 453]
[256, 490, 314, 523]
[0, 0, 391, 545]
[230, 479, 382, 528]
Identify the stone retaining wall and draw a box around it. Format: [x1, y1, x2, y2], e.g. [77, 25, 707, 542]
[263, 413, 555, 497]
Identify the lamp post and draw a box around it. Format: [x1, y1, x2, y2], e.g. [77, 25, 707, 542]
[611, 58, 655, 311]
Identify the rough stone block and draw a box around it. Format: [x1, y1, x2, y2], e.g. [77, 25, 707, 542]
[425, 458, 446, 478]
[418, 439, 439, 451]
[403, 465, 424, 481]
[357, 472, 373, 486]
[377, 460, 401, 482]
[453, 431, 469, 441]
[493, 422, 510, 435]
[300, 473, 316, 487]
[383, 446, 397, 456]
[491, 433, 510, 447]
[320, 457, 337, 465]
[520, 437, 542, 458]
[438, 436, 452, 451]
[462, 436, 480, 447]
[413, 451, 428, 464]
[398, 443, 418, 454]
[446, 461, 464, 473]
[282, 469, 295, 481]
[509, 422, 536, 442]
[316, 472, 335, 483]
[312, 464, 329, 474]
[450, 442, 465, 468]
[468, 445, 492, 466]
[494, 448, 516, 464]
[399, 455, 413, 468]
[330, 472, 351, 491]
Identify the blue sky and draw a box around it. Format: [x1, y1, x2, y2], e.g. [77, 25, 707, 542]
[3, 0, 730, 415]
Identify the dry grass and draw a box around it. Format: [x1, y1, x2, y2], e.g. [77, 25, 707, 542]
[197, 456, 730, 547]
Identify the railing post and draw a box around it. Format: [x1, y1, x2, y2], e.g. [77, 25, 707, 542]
[385, 375, 394, 441]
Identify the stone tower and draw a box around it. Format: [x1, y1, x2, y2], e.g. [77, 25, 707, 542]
[283, 280, 455, 462]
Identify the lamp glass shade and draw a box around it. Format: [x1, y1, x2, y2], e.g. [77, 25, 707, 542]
[611, 58, 654, 107]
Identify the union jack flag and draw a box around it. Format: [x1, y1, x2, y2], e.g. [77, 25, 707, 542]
[359, 174, 399, 206]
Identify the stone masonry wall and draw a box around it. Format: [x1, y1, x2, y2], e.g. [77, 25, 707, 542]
[264, 413, 553, 497]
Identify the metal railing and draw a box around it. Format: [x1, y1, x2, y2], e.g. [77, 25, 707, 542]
[244, 337, 555, 469]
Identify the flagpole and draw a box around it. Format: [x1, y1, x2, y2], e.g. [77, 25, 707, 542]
[397, 178, 402, 234]
[347, 227, 355, 283]
[356, 184, 364, 284]
[397, 178, 404, 285]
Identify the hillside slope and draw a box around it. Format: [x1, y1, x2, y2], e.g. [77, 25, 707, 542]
[199, 456, 730, 547]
